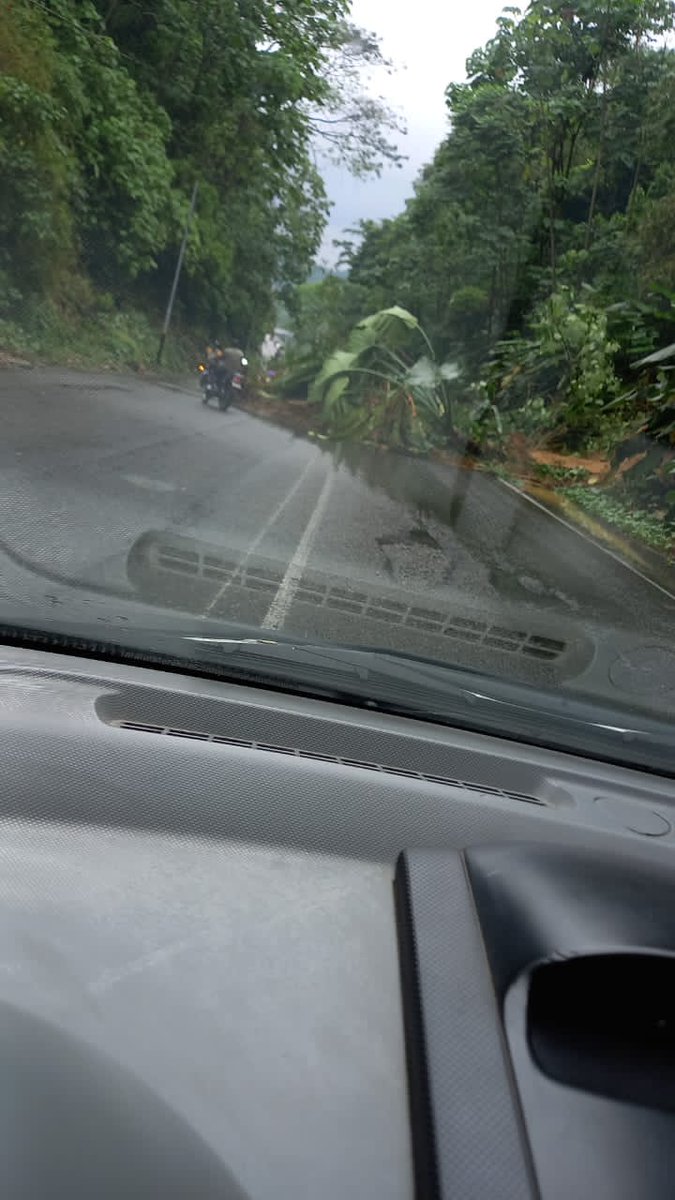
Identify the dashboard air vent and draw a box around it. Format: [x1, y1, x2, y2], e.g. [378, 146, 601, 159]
[112, 720, 545, 807]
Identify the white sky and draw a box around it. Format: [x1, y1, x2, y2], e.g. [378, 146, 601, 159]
[319, 0, 509, 262]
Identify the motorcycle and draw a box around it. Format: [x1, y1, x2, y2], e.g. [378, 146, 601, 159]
[198, 354, 248, 412]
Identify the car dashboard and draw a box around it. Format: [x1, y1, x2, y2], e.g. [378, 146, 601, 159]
[2, 643, 675, 1199]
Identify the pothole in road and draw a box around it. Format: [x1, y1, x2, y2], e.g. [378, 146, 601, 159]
[407, 525, 441, 548]
[376, 524, 449, 586]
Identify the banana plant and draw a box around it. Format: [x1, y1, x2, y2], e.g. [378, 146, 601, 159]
[309, 306, 459, 449]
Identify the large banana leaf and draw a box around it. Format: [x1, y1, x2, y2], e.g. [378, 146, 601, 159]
[632, 342, 675, 368]
[310, 306, 448, 449]
[404, 356, 459, 391]
[346, 306, 420, 356]
[309, 349, 359, 407]
[404, 355, 438, 390]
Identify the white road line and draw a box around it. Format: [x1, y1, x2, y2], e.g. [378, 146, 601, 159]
[203, 457, 315, 615]
[263, 470, 335, 630]
[498, 477, 675, 604]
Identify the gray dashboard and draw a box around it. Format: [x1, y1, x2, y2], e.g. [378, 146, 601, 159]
[2, 644, 675, 1198]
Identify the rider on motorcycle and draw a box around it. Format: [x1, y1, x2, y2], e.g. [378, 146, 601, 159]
[205, 341, 245, 385]
[201, 341, 248, 407]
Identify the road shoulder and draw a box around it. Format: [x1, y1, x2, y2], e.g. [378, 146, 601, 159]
[501, 476, 675, 602]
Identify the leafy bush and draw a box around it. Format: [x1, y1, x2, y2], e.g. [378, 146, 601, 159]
[484, 289, 621, 445]
[609, 355, 675, 521]
[0, 295, 192, 372]
[310, 306, 458, 450]
[277, 276, 370, 398]
[566, 486, 674, 558]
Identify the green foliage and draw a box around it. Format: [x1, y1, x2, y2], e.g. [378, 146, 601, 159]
[635, 185, 675, 292]
[310, 307, 454, 450]
[535, 463, 591, 483]
[0, 2, 77, 294]
[313, 0, 675, 533]
[0, 0, 399, 359]
[0, 296, 192, 373]
[609, 340, 675, 520]
[484, 289, 621, 444]
[277, 275, 371, 397]
[566, 485, 674, 557]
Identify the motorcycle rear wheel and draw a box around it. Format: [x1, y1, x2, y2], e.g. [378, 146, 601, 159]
[217, 384, 233, 411]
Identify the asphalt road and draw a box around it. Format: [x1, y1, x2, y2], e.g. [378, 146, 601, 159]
[2, 366, 675, 708]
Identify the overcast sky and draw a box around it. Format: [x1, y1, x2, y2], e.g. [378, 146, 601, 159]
[318, 0, 508, 262]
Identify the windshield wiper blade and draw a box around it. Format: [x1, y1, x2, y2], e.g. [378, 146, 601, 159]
[182, 635, 675, 774]
[2, 611, 673, 776]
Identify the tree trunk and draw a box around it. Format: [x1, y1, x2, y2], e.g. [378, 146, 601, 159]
[543, 124, 558, 287]
[104, 0, 120, 27]
[584, 78, 608, 252]
[626, 148, 644, 223]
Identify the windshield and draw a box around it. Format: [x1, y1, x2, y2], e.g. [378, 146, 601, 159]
[2, 0, 675, 770]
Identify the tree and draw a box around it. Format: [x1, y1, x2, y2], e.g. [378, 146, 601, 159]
[308, 22, 406, 177]
[309, 306, 454, 450]
[0, 1, 77, 300]
[1, 0, 402, 349]
[288, 0, 675, 465]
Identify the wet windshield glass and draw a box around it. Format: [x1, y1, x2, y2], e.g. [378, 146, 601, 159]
[1, 1, 675, 753]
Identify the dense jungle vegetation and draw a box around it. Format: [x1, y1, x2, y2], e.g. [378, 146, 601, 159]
[0, 0, 397, 364]
[282, 0, 675, 532]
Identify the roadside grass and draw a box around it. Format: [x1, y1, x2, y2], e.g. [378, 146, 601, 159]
[0, 301, 195, 376]
[491, 448, 674, 563]
[564, 484, 674, 561]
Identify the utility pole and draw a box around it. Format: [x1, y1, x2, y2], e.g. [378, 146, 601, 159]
[156, 181, 199, 365]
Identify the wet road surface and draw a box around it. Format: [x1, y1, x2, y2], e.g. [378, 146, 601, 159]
[2, 366, 675, 705]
